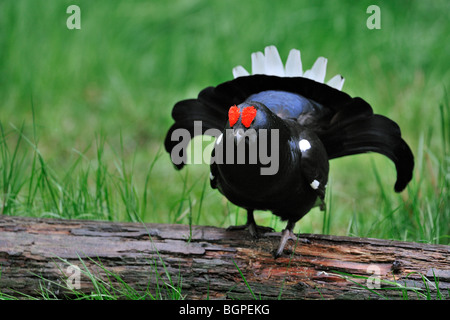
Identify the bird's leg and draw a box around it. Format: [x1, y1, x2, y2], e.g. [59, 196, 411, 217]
[273, 220, 309, 258]
[226, 209, 274, 238]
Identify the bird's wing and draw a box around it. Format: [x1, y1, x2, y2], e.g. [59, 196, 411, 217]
[316, 96, 414, 192]
[164, 86, 234, 169]
[290, 130, 329, 203]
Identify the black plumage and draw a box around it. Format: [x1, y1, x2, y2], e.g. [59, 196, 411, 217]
[164, 48, 414, 258]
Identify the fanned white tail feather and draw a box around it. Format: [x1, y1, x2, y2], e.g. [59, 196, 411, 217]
[251, 51, 265, 74]
[232, 45, 345, 91]
[264, 46, 285, 76]
[284, 49, 302, 77]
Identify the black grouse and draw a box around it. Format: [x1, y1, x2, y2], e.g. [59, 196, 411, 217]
[164, 46, 414, 258]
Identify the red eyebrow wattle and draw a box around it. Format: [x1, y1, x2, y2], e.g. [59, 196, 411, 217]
[228, 105, 240, 127]
[241, 106, 257, 128]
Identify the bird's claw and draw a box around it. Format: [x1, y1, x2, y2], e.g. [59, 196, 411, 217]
[226, 223, 274, 238]
[273, 230, 310, 258]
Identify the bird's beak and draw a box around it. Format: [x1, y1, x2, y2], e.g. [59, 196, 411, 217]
[232, 127, 257, 145]
[233, 128, 245, 145]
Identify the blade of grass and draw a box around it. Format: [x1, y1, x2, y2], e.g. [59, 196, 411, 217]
[232, 259, 256, 300]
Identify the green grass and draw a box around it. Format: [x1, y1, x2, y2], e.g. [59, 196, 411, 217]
[1, 0, 449, 246]
[0, 254, 184, 300]
[332, 269, 450, 300]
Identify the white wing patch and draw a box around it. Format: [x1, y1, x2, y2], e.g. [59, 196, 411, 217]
[310, 179, 320, 190]
[299, 139, 311, 152]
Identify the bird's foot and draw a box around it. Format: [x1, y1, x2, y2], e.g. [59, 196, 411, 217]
[273, 229, 310, 259]
[227, 223, 274, 238]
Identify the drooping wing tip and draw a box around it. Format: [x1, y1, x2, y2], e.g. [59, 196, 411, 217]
[393, 141, 415, 192]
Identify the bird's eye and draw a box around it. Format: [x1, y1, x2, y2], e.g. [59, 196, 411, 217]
[241, 106, 257, 128]
[228, 105, 241, 127]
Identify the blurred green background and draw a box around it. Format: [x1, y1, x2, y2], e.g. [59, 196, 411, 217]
[1, 0, 448, 243]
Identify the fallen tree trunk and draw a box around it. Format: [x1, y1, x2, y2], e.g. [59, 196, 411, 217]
[0, 215, 449, 300]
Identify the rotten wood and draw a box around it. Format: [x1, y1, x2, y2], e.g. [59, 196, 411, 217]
[0, 215, 449, 299]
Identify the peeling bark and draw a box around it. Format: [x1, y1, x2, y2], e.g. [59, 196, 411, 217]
[0, 216, 448, 299]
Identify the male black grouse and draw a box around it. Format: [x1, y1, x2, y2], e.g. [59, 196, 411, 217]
[164, 46, 414, 258]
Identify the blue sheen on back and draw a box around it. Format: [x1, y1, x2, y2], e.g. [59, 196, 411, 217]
[246, 90, 323, 119]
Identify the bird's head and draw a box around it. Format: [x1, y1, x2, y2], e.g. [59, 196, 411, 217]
[216, 101, 289, 178]
[226, 101, 283, 145]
